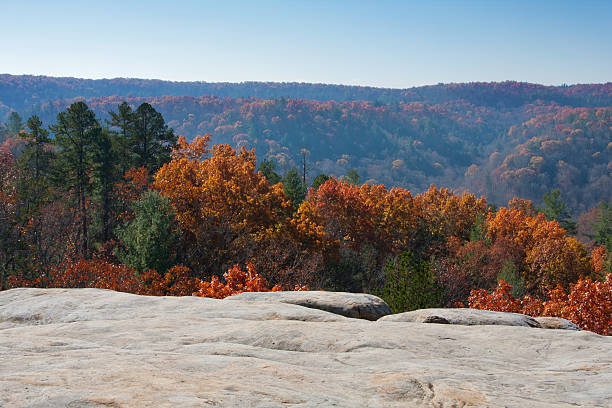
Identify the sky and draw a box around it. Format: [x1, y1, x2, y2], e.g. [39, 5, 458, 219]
[1, 0, 611, 88]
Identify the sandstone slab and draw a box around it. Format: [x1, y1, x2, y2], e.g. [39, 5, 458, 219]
[535, 316, 581, 331]
[226, 290, 392, 320]
[379, 307, 543, 328]
[1, 288, 611, 407]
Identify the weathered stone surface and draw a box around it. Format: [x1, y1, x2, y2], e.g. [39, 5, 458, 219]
[379, 307, 542, 328]
[1, 288, 611, 407]
[226, 290, 392, 320]
[535, 316, 581, 331]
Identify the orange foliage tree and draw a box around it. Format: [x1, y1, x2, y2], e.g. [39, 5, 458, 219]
[487, 207, 594, 296]
[295, 178, 422, 260]
[153, 135, 292, 278]
[416, 185, 488, 242]
[292, 178, 424, 291]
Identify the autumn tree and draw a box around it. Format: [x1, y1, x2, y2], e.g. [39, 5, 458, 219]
[507, 197, 538, 217]
[193, 263, 284, 299]
[469, 274, 612, 336]
[113, 167, 152, 223]
[51, 102, 101, 257]
[487, 207, 595, 296]
[293, 178, 423, 291]
[436, 236, 523, 306]
[154, 135, 292, 278]
[416, 185, 488, 245]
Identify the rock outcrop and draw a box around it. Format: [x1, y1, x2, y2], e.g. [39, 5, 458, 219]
[226, 290, 392, 320]
[1, 288, 611, 407]
[378, 308, 542, 327]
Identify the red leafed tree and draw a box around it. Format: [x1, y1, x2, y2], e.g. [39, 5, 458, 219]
[468, 274, 612, 335]
[114, 166, 151, 222]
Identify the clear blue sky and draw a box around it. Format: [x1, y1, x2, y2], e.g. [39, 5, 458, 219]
[2, 0, 611, 88]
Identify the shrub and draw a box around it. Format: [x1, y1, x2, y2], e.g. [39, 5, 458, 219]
[193, 263, 308, 299]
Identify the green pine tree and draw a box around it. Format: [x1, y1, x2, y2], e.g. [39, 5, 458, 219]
[115, 190, 181, 274]
[17, 116, 54, 267]
[92, 128, 121, 242]
[51, 102, 101, 257]
[6, 112, 24, 136]
[131, 103, 177, 173]
[107, 102, 136, 176]
[283, 168, 305, 207]
[542, 189, 576, 234]
[258, 158, 282, 185]
[378, 252, 442, 313]
[311, 173, 330, 191]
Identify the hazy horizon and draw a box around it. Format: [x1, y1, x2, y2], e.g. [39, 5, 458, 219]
[2, 72, 610, 90]
[2, 0, 610, 88]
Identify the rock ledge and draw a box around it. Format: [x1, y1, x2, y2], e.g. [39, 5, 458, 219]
[1, 288, 610, 407]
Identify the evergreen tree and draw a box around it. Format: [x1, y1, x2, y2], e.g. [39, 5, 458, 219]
[116, 190, 181, 274]
[283, 168, 305, 207]
[497, 260, 525, 298]
[107, 102, 136, 176]
[311, 173, 330, 191]
[92, 128, 120, 242]
[257, 158, 282, 185]
[541, 189, 576, 234]
[6, 112, 23, 135]
[51, 102, 101, 257]
[593, 200, 612, 251]
[378, 252, 442, 313]
[20, 116, 53, 182]
[131, 103, 177, 173]
[17, 116, 54, 265]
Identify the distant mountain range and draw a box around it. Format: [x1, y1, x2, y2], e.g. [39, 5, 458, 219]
[1, 74, 610, 213]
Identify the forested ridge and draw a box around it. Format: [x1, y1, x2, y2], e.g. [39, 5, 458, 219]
[1, 75, 610, 212]
[0, 77, 610, 334]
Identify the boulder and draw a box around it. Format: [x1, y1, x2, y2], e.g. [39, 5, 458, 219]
[379, 308, 542, 327]
[535, 316, 581, 330]
[1, 288, 611, 407]
[225, 290, 392, 320]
